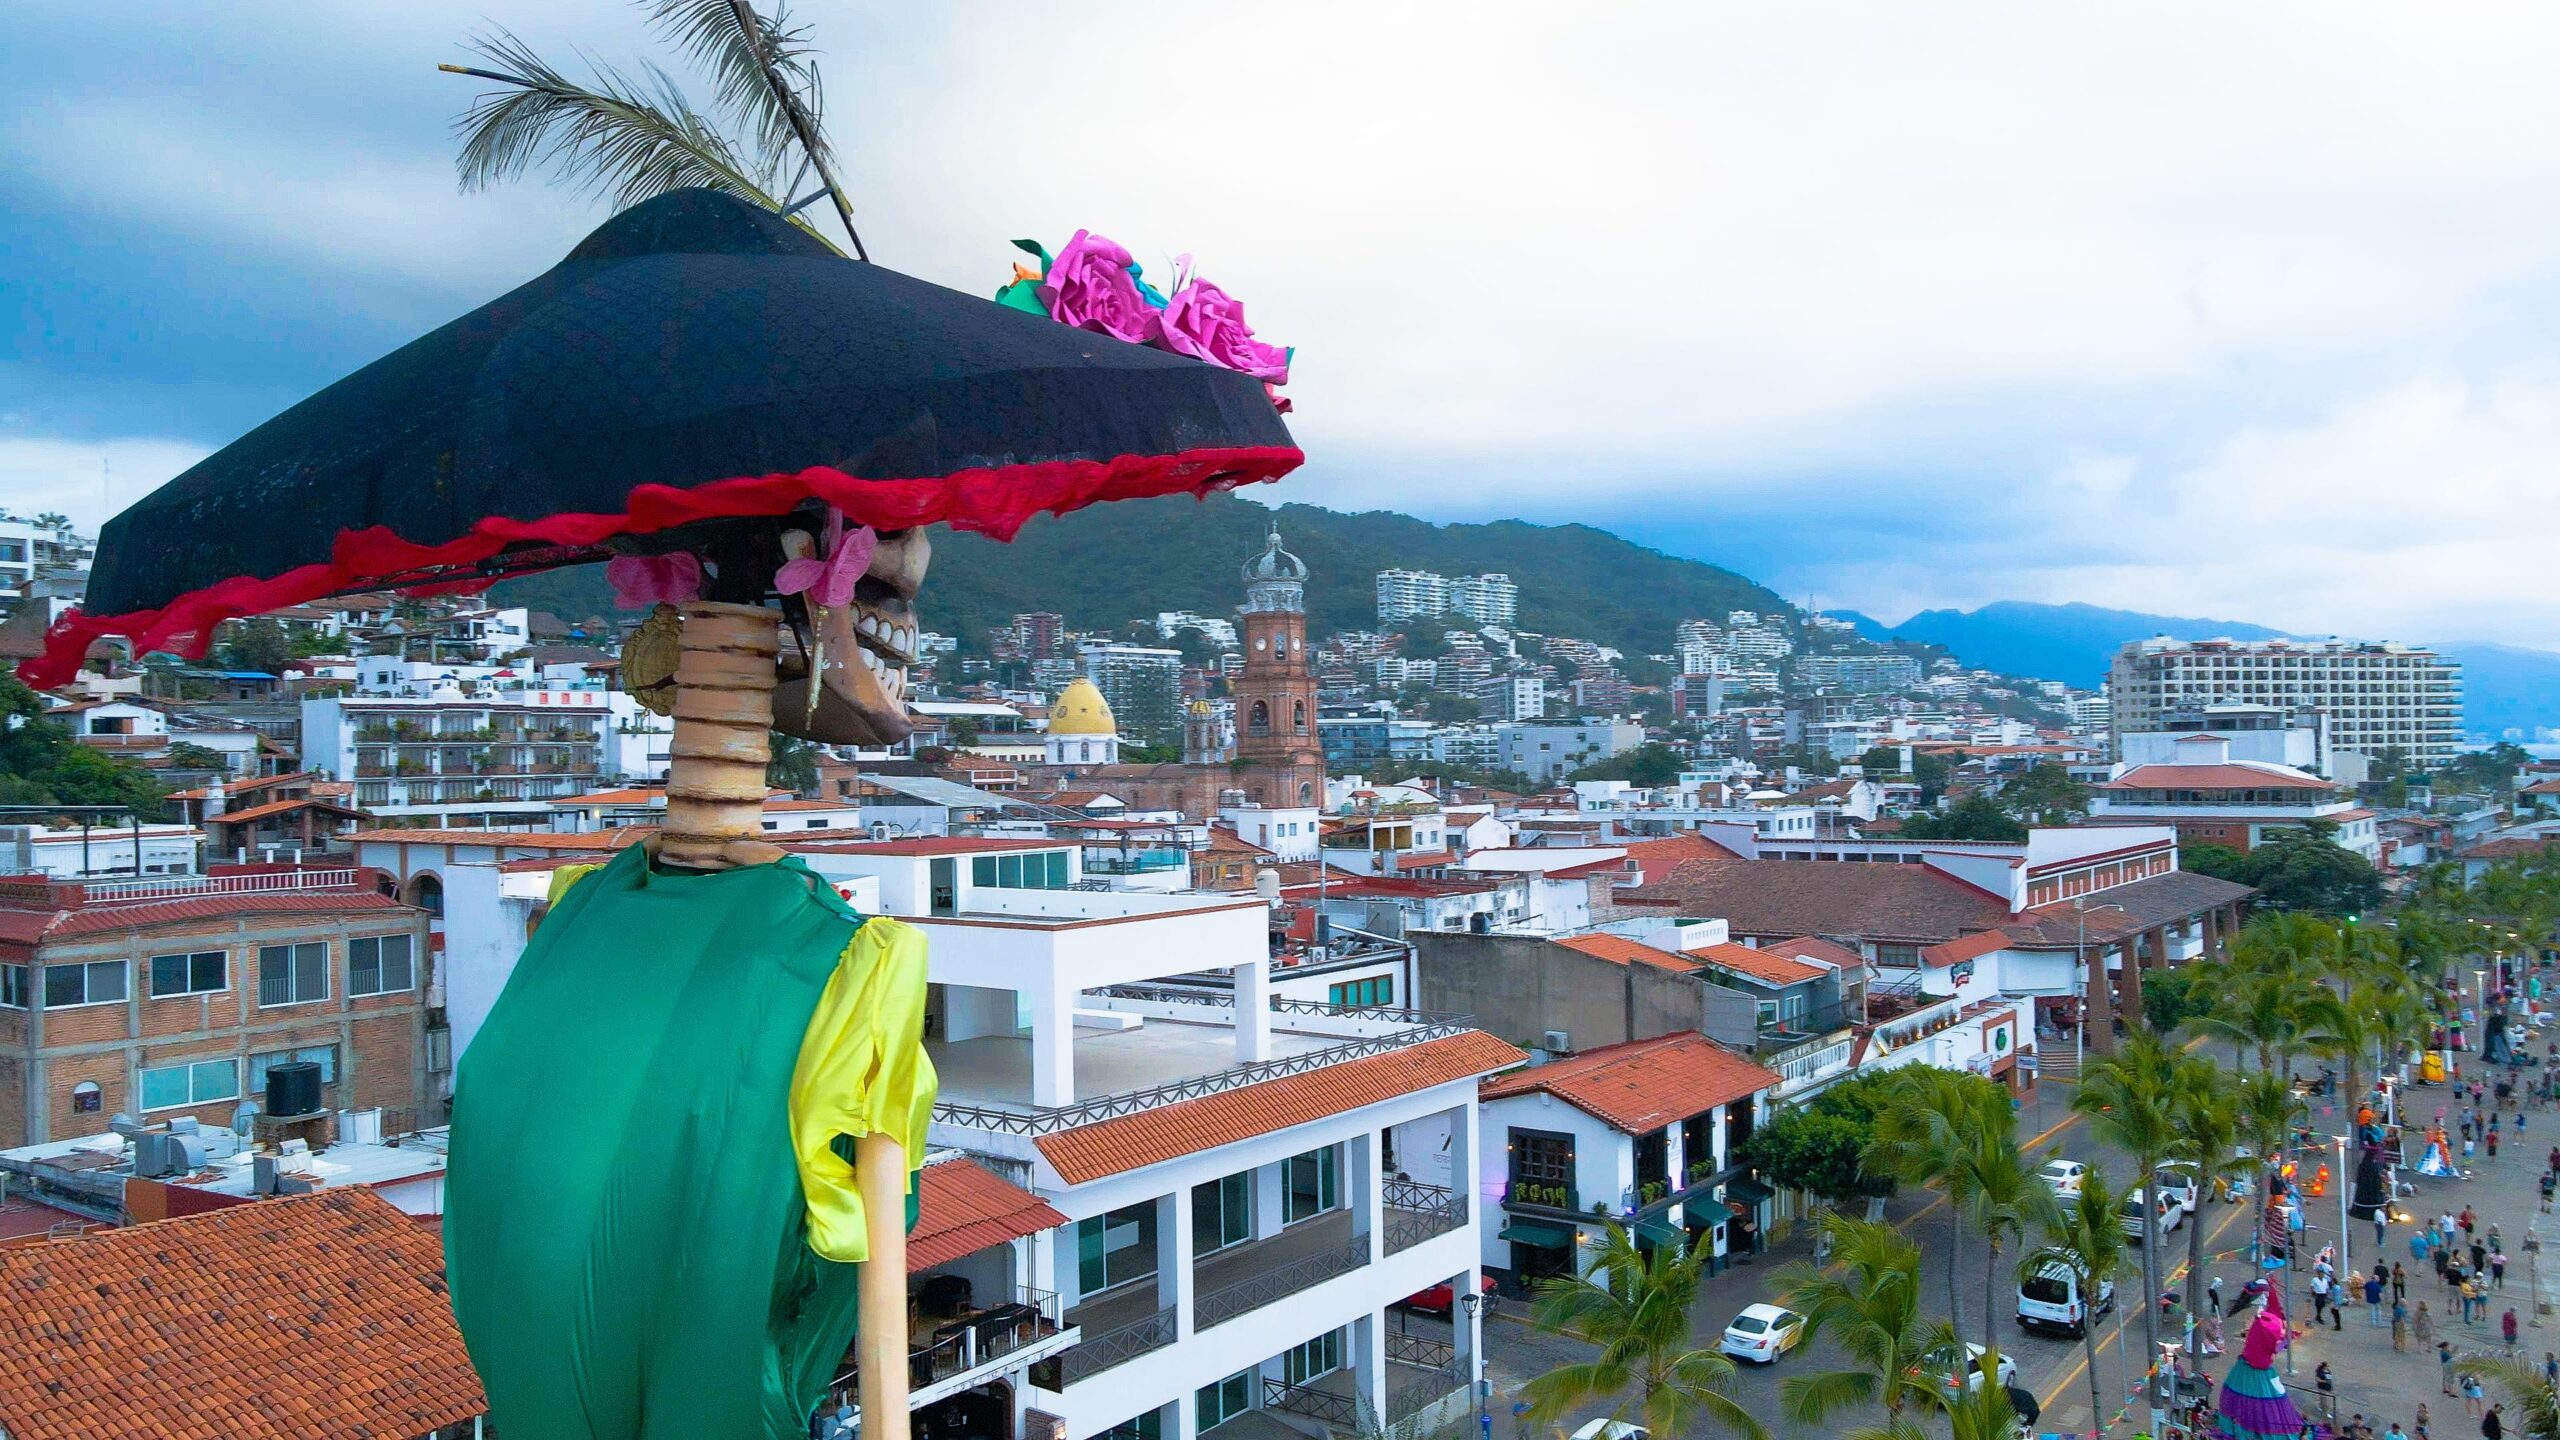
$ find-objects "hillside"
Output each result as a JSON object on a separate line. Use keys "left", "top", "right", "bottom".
{"left": 495, "top": 492, "right": 1789, "bottom": 657}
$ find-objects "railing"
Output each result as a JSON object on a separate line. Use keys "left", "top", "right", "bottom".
{"left": 1196, "top": 1238, "right": 1368, "bottom": 1328}
{"left": 890, "top": 1285, "right": 1069, "bottom": 1389}
{"left": 1390, "top": 1356, "right": 1470, "bottom": 1422}
{"left": 1383, "top": 1179, "right": 1466, "bottom": 1252}
{"left": 84, "top": 869, "right": 360, "bottom": 904}
{"left": 1060, "top": 1305, "right": 1175, "bottom": 1383}
{"left": 1264, "top": 1376, "right": 1359, "bottom": 1428}
{"left": 1387, "top": 1333, "right": 1456, "bottom": 1368}
{"left": 933, "top": 1020, "right": 1476, "bottom": 1136}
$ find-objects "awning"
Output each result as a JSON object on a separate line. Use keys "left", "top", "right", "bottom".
{"left": 1631, "top": 1218, "right": 1685, "bottom": 1249}
{"left": 1684, "top": 1199, "right": 1738, "bottom": 1224}
{"left": 1724, "top": 1177, "right": 1775, "bottom": 1205}
{"left": 1499, "top": 1222, "right": 1577, "bottom": 1250}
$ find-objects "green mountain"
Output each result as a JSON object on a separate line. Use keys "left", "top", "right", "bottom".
{"left": 494, "top": 492, "right": 1790, "bottom": 657}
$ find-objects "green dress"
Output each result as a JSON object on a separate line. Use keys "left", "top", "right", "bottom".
{"left": 446, "top": 846, "right": 930, "bottom": 1440}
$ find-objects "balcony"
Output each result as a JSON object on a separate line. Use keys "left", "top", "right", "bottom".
{"left": 1381, "top": 1178, "right": 1465, "bottom": 1253}
{"left": 837, "top": 1284, "right": 1079, "bottom": 1408}
{"left": 1062, "top": 1208, "right": 1372, "bottom": 1381}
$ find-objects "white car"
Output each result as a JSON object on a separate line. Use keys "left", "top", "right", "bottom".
{"left": 1570, "top": 1423, "right": 1648, "bottom": 1440}
{"left": 1919, "top": 1342, "right": 2021, "bottom": 1394}
{"left": 2040, "top": 1158, "right": 2087, "bottom": 1198}
{"left": 1719, "top": 1303, "right": 1807, "bottom": 1364}
{"left": 2018, "top": 1258, "right": 2117, "bottom": 1337}
{"left": 2121, "top": 1187, "right": 2184, "bottom": 1243}
{"left": 2150, "top": 1165, "right": 2199, "bottom": 1217}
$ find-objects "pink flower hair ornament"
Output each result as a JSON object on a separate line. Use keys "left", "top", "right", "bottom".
{"left": 1002, "top": 233, "right": 1294, "bottom": 398}
{"left": 604, "top": 551, "right": 703, "bottom": 608}
{"left": 774, "top": 507, "right": 878, "bottom": 609}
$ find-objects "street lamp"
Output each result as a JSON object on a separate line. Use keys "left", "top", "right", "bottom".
{"left": 2334, "top": 1133, "right": 2352, "bottom": 1276}
{"left": 1459, "top": 1291, "right": 1490, "bottom": 1440}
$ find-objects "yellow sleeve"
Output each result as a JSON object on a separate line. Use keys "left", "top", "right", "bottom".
{"left": 789, "top": 915, "right": 938, "bottom": 1263}
{"left": 545, "top": 863, "right": 606, "bottom": 908}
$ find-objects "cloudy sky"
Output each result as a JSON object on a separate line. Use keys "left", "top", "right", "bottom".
{"left": 7, "top": 3, "right": 2559, "bottom": 646}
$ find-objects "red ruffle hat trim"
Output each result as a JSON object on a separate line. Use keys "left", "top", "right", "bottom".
{"left": 20, "top": 444, "right": 1301, "bottom": 688}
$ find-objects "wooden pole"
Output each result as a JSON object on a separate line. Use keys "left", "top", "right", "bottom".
{"left": 655, "top": 599, "right": 909, "bottom": 1440}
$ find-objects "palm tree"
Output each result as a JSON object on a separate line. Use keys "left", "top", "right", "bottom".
{"left": 2024, "top": 1164, "right": 2131, "bottom": 1438}
{"left": 1969, "top": 1128, "right": 2062, "bottom": 1355}
{"left": 2189, "top": 966, "right": 2307, "bottom": 1074}
{"left": 1774, "top": 1214, "right": 1959, "bottom": 1430}
{"left": 1522, "top": 1224, "right": 1766, "bottom": 1440}
{"left": 2166, "top": 1058, "right": 2250, "bottom": 1358}
{"left": 1870, "top": 1069, "right": 1997, "bottom": 1330}
{"left": 2235, "top": 1069, "right": 2305, "bottom": 1200}
{"left": 2075, "top": 1031, "right": 2183, "bottom": 1377}
{"left": 2457, "top": 1356, "right": 2560, "bottom": 1440}
{"left": 442, "top": 0, "right": 868, "bottom": 257}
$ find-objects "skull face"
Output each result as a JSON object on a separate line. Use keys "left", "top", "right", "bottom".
{"left": 771, "top": 524, "right": 930, "bottom": 747}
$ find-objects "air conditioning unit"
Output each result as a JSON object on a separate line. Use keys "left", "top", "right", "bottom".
{"left": 1541, "top": 1029, "right": 1571, "bottom": 1054}
{"left": 868, "top": 821, "right": 893, "bottom": 841}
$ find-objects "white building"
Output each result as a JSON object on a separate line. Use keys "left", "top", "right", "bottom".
{"left": 1475, "top": 673, "right": 1546, "bottom": 723}
{"left": 2106, "top": 636, "right": 2462, "bottom": 771}
{"left": 1446, "top": 574, "right": 1518, "bottom": 629}
{"left": 1499, "top": 720, "right": 1646, "bottom": 785}
{"left": 2087, "top": 737, "right": 2382, "bottom": 862}
{"left": 0, "top": 519, "right": 91, "bottom": 601}
{"left": 1223, "top": 804, "right": 1323, "bottom": 863}
{"left": 0, "top": 822, "right": 201, "bottom": 879}
{"left": 303, "top": 684, "right": 652, "bottom": 829}
{"left": 2117, "top": 703, "right": 2341, "bottom": 777}
{"left": 1477, "top": 1033, "right": 1777, "bottom": 1282}
{"left": 1376, "top": 570, "right": 1517, "bottom": 629}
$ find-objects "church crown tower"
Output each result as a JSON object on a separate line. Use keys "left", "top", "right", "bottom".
{"left": 1229, "top": 524, "right": 1322, "bottom": 807}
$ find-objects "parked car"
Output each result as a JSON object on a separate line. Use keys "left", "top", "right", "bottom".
{"left": 1918, "top": 1341, "right": 2021, "bottom": 1393}
{"left": 2018, "top": 1257, "right": 2117, "bottom": 1337}
{"left": 2120, "top": 1187, "right": 2183, "bottom": 1243}
{"left": 2039, "top": 1158, "right": 2088, "bottom": 1198}
{"left": 1570, "top": 1423, "right": 1647, "bottom": 1440}
{"left": 1719, "top": 1303, "right": 1807, "bottom": 1364}
{"left": 1402, "top": 1274, "right": 1497, "bottom": 1316}
{"left": 2149, "top": 1164, "right": 2199, "bottom": 1216}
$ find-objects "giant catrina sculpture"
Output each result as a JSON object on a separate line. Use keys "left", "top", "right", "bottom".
{"left": 25, "top": 188, "right": 1299, "bottom": 1439}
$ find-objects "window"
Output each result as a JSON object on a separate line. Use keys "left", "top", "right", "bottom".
{"left": 43, "top": 960, "right": 127, "bottom": 1009}
{"left": 0, "top": 963, "right": 24, "bottom": 1010}
{"left": 970, "top": 851, "right": 1071, "bottom": 890}
{"left": 1196, "top": 1371, "right": 1253, "bottom": 1431}
{"left": 1076, "top": 1201, "right": 1159, "bottom": 1294}
{"left": 1249, "top": 701, "right": 1270, "bottom": 737}
{"left": 248, "top": 1045, "right": 339, "bottom": 1092}
{"left": 258, "top": 943, "right": 329, "bottom": 1007}
{"left": 148, "top": 950, "right": 228, "bottom": 999}
{"left": 139, "top": 1058, "right": 240, "bottom": 1111}
{"left": 349, "top": 934, "right": 415, "bottom": 997}
{"left": 1511, "top": 1129, "right": 1575, "bottom": 1192}
{"left": 70, "top": 1080, "right": 102, "bottom": 1114}
{"left": 1192, "top": 1171, "right": 1252, "bottom": 1252}
{"left": 1327, "top": 977, "right": 1393, "bottom": 1009}
{"left": 1284, "top": 1146, "right": 1339, "bottom": 1224}
{"left": 1100, "top": 1410, "right": 1164, "bottom": 1440}
{"left": 1284, "top": 1328, "right": 1344, "bottom": 1384}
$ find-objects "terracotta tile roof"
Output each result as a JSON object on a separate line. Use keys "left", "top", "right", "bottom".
{"left": 1919, "top": 928, "right": 2013, "bottom": 968}
{"left": 1612, "top": 833, "right": 1744, "bottom": 885}
{"left": 908, "top": 1159, "right": 1068, "bottom": 1272}
{"left": 1478, "top": 1033, "right": 1779, "bottom": 1133}
{"left": 1036, "top": 1030, "right": 1523, "bottom": 1184}
{"left": 786, "top": 836, "right": 1064, "bottom": 857}
{"left": 168, "top": 770, "right": 320, "bottom": 803}
{"left": 2461, "top": 836, "right": 2560, "bottom": 861}
{"left": 1762, "top": 935, "right": 1864, "bottom": 968}
{"left": 2100, "top": 763, "right": 2338, "bottom": 792}
{"left": 1201, "top": 827, "right": 1276, "bottom": 857}
{"left": 1685, "top": 940, "right": 1828, "bottom": 986}
{"left": 208, "top": 796, "right": 372, "bottom": 825}
{"left": 348, "top": 827, "right": 651, "bottom": 851}
{"left": 1, "top": 890, "right": 412, "bottom": 947}
{"left": 2524, "top": 779, "right": 2560, "bottom": 796}
{"left": 1555, "top": 933, "right": 1697, "bottom": 972}
{"left": 0, "top": 1188, "right": 484, "bottom": 1440}
{"left": 1631, "top": 858, "right": 2014, "bottom": 944}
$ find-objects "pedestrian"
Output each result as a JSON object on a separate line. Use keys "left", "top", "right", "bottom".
{"left": 2465, "top": 1205, "right": 2479, "bottom": 1239}
{"left": 2397, "top": 1261, "right": 2412, "bottom": 1303}
{"left": 2442, "top": 1341, "right": 2460, "bottom": 1398}
{"left": 2484, "top": 1404, "right": 2505, "bottom": 1440}
{"left": 2492, "top": 1247, "right": 2508, "bottom": 1289}
{"left": 2422, "top": 1402, "right": 2434, "bottom": 1437}
{"left": 2419, "top": 1301, "right": 2439, "bottom": 1346}
{"left": 2319, "top": 1361, "right": 2337, "bottom": 1401}
{"left": 2491, "top": 1127, "right": 2502, "bottom": 1159}
{"left": 2418, "top": 1227, "right": 2438, "bottom": 1263}
{"left": 2464, "top": 1372, "right": 2486, "bottom": 1418}
{"left": 2439, "top": 1245, "right": 2455, "bottom": 1282}
{"left": 2396, "top": 1297, "right": 2412, "bottom": 1351}
{"left": 2468, "top": 1133, "right": 2479, "bottom": 1161}
{"left": 2202, "top": 1308, "right": 2226, "bottom": 1355}
{"left": 2474, "top": 1239, "right": 2489, "bottom": 1276}
{"left": 2538, "top": 1172, "right": 2553, "bottom": 1213}
{"left": 2506, "top": 1307, "right": 2523, "bottom": 1352}
{"left": 2388, "top": 1422, "right": 2409, "bottom": 1440}
{"left": 2314, "top": 1267, "right": 2335, "bottom": 1323}
{"left": 2370, "top": 1269, "right": 2388, "bottom": 1326}
{"left": 2208, "top": 1273, "right": 2224, "bottom": 1315}
{"left": 2547, "top": 1352, "right": 2559, "bottom": 1389}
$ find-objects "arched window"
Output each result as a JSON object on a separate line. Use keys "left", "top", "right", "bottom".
{"left": 1249, "top": 701, "right": 1271, "bottom": 737}
{"left": 402, "top": 872, "right": 444, "bottom": 917}
{"left": 1293, "top": 701, "right": 1306, "bottom": 733}
{"left": 1298, "top": 781, "right": 1316, "bottom": 804}
{"left": 72, "top": 1081, "right": 102, "bottom": 1115}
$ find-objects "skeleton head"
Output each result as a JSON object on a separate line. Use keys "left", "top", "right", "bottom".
{"left": 771, "top": 523, "right": 931, "bottom": 748}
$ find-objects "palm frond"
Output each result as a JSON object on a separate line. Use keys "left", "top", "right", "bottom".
{"left": 449, "top": 28, "right": 804, "bottom": 221}
{"left": 647, "top": 0, "right": 829, "bottom": 192}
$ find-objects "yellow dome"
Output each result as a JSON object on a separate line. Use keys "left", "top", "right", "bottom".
{"left": 1187, "top": 699, "right": 1213, "bottom": 716}
{"left": 1048, "top": 679, "right": 1118, "bottom": 736}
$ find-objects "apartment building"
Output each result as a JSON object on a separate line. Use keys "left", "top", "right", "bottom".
{"left": 1375, "top": 569, "right": 1518, "bottom": 628}
{"left": 1475, "top": 673, "right": 1546, "bottom": 723}
{"left": 2106, "top": 636, "right": 2462, "bottom": 770}
{"left": 1793, "top": 653, "right": 1922, "bottom": 694}
{"left": 0, "top": 867, "right": 434, "bottom": 1147}
{"left": 303, "top": 685, "right": 639, "bottom": 829}
{"left": 1082, "top": 643, "right": 1186, "bottom": 747}
{"left": 1499, "top": 720, "right": 1645, "bottom": 784}
{"left": 0, "top": 518, "right": 92, "bottom": 600}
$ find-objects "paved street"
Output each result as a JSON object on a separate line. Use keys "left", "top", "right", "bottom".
{"left": 1484, "top": 1060, "right": 2560, "bottom": 1440}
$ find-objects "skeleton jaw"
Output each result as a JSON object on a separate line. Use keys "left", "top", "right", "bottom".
{"left": 772, "top": 526, "right": 929, "bottom": 748}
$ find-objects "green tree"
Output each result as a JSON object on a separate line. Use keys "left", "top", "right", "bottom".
{"left": 1897, "top": 792, "right": 2028, "bottom": 843}
{"left": 1737, "top": 1109, "right": 1893, "bottom": 1207}
{"left": 215, "top": 617, "right": 294, "bottom": 676}
{"left": 2022, "top": 1163, "right": 2130, "bottom": 1436}
{"left": 0, "top": 676, "right": 165, "bottom": 813}
{"left": 764, "top": 731, "right": 817, "bottom": 793}
{"left": 1965, "top": 1122, "right": 2059, "bottom": 1354}
{"left": 945, "top": 716, "right": 981, "bottom": 747}
{"left": 1522, "top": 1225, "right": 1765, "bottom": 1440}
{"left": 163, "top": 742, "right": 231, "bottom": 772}
{"left": 2165, "top": 1059, "right": 2250, "bottom": 1359}
{"left": 1869, "top": 1069, "right": 2009, "bottom": 1328}
{"left": 1997, "top": 762, "right": 2090, "bottom": 825}
{"left": 1773, "top": 1215, "right": 1957, "bottom": 1431}
{"left": 2239, "top": 823, "right": 2385, "bottom": 917}
{"left": 2073, "top": 1032, "right": 2183, "bottom": 1379}
{"left": 1568, "top": 743, "right": 1685, "bottom": 788}
{"left": 2138, "top": 966, "right": 2211, "bottom": 1035}
{"left": 2180, "top": 842, "right": 2251, "bottom": 885}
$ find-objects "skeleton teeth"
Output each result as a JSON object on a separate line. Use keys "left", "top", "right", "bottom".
{"left": 859, "top": 616, "right": 882, "bottom": 640}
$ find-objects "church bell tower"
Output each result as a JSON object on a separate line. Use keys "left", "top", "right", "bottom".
{"left": 1230, "top": 525, "right": 1323, "bottom": 807}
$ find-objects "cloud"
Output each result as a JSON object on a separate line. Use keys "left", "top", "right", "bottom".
{"left": 0, "top": 434, "right": 211, "bottom": 534}
{"left": 9, "top": 3, "right": 2560, "bottom": 645}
